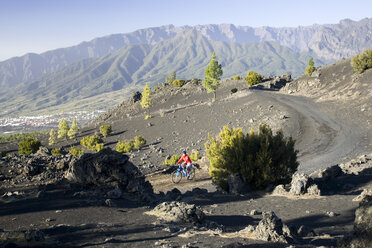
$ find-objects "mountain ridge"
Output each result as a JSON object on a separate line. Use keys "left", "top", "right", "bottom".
{"left": 0, "top": 30, "right": 319, "bottom": 117}
{"left": 1, "top": 18, "right": 371, "bottom": 90}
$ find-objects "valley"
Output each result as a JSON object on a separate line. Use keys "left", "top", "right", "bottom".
{"left": 0, "top": 14, "right": 371, "bottom": 247}
{"left": 0, "top": 110, "right": 104, "bottom": 136}
{"left": 0, "top": 55, "right": 371, "bottom": 247}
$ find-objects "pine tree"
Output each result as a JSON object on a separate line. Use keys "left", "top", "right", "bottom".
{"left": 305, "top": 58, "right": 315, "bottom": 76}
{"left": 57, "top": 119, "right": 69, "bottom": 140}
{"left": 48, "top": 128, "right": 57, "bottom": 145}
{"left": 204, "top": 52, "right": 223, "bottom": 100}
{"left": 165, "top": 72, "right": 176, "bottom": 85}
{"left": 140, "top": 83, "right": 152, "bottom": 109}
{"left": 68, "top": 117, "right": 79, "bottom": 139}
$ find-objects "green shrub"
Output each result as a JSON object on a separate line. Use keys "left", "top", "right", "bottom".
{"left": 352, "top": 49, "right": 372, "bottom": 73}
{"left": 245, "top": 71, "right": 262, "bottom": 86}
{"left": 205, "top": 124, "right": 298, "bottom": 191}
{"left": 51, "top": 148, "right": 62, "bottom": 156}
{"left": 68, "top": 117, "right": 80, "bottom": 139}
{"left": 57, "top": 119, "right": 69, "bottom": 140}
{"left": 49, "top": 129, "right": 57, "bottom": 145}
{"left": 0, "top": 131, "right": 47, "bottom": 143}
{"left": 232, "top": 75, "right": 241, "bottom": 80}
{"left": 305, "top": 58, "right": 315, "bottom": 76}
{"left": 18, "top": 137, "right": 41, "bottom": 155}
{"left": 165, "top": 72, "right": 176, "bottom": 85}
{"left": 190, "top": 150, "right": 201, "bottom": 161}
{"left": 116, "top": 140, "right": 134, "bottom": 153}
{"left": 231, "top": 88, "right": 238, "bottom": 94}
{"left": 145, "top": 115, "right": 152, "bottom": 120}
{"left": 163, "top": 154, "right": 181, "bottom": 165}
{"left": 80, "top": 135, "right": 103, "bottom": 152}
{"left": 141, "top": 83, "right": 152, "bottom": 109}
{"left": 172, "top": 79, "right": 186, "bottom": 87}
{"left": 154, "top": 83, "right": 163, "bottom": 91}
{"left": 191, "top": 78, "right": 201, "bottom": 84}
{"left": 134, "top": 136, "right": 146, "bottom": 149}
{"left": 96, "top": 143, "right": 104, "bottom": 152}
{"left": 99, "top": 125, "right": 112, "bottom": 138}
{"left": 69, "top": 146, "right": 84, "bottom": 157}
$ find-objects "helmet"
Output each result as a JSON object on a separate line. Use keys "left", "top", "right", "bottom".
{"left": 182, "top": 150, "right": 187, "bottom": 154}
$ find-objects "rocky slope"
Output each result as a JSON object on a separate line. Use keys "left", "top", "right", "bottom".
{"left": 0, "top": 56, "right": 371, "bottom": 247}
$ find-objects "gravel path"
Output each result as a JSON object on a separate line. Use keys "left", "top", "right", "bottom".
{"left": 255, "top": 91, "right": 367, "bottom": 173}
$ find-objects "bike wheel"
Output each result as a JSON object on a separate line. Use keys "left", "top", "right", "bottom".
{"left": 188, "top": 167, "right": 196, "bottom": 180}
{"left": 172, "top": 170, "right": 182, "bottom": 184}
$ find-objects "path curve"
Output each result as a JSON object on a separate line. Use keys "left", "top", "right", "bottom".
{"left": 148, "top": 90, "right": 368, "bottom": 193}
{"left": 256, "top": 91, "right": 366, "bottom": 173}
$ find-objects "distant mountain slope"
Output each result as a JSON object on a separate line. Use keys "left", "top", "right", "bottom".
{"left": 0, "top": 30, "right": 318, "bottom": 117}
{"left": 194, "top": 18, "right": 372, "bottom": 61}
{"left": 1, "top": 18, "right": 371, "bottom": 90}
{"left": 0, "top": 25, "right": 181, "bottom": 89}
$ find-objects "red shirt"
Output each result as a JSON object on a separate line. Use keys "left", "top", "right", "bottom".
{"left": 177, "top": 154, "right": 192, "bottom": 164}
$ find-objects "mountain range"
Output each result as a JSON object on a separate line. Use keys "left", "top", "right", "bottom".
{"left": 0, "top": 18, "right": 371, "bottom": 117}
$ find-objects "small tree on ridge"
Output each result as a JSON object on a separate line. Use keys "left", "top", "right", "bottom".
{"left": 141, "top": 83, "right": 152, "bottom": 109}
{"left": 165, "top": 72, "right": 176, "bottom": 85}
{"left": 49, "top": 128, "right": 57, "bottom": 145}
{"left": 68, "top": 117, "right": 79, "bottom": 139}
{"left": 305, "top": 58, "right": 315, "bottom": 76}
{"left": 57, "top": 119, "right": 69, "bottom": 140}
{"left": 204, "top": 52, "right": 223, "bottom": 100}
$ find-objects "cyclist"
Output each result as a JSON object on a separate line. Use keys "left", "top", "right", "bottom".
{"left": 177, "top": 150, "right": 192, "bottom": 178}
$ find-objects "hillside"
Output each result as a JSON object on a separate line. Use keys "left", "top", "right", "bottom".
{"left": 0, "top": 54, "right": 371, "bottom": 247}
{"left": 1, "top": 18, "right": 371, "bottom": 91}
{"left": 0, "top": 30, "right": 318, "bottom": 117}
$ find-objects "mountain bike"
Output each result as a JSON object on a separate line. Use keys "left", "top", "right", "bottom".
{"left": 171, "top": 164, "right": 196, "bottom": 184}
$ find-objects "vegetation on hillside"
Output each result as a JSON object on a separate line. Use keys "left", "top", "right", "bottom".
{"left": 49, "top": 129, "right": 57, "bottom": 145}
{"left": 134, "top": 136, "right": 147, "bottom": 149}
{"left": 305, "top": 58, "right": 315, "bottom": 76}
{"left": 80, "top": 135, "right": 104, "bottom": 152}
{"left": 245, "top": 71, "right": 262, "bottom": 86}
{"left": 116, "top": 140, "right": 134, "bottom": 153}
{"left": 163, "top": 154, "right": 181, "bottom": 165}
{"left": 172, "top": 79, "right": 186, "bottom": 87}
{"left": 18, "top": 137, "right": 41, "bottom": 155}
{"left": 51, "top": 148, "right": 62, "bottom": 156}
{"left": 99, "top": 124, "right": 112, "bottom": 138}
{"left": 204, "top": 52, "right": 223, "bottom": 100}
{"left": 0, "top": 131, "right": 46, "bottom": 144}
{"left": 57, "top": 119, "right": 69, "bottom": 140}
{"left": 116, "top": 136, "right": 147, "bottom": 153}
{"left": 205, "top": 125, "right": 298, "bottom": 191}
{"left": 190, "top": 150, "right": 201, "bottom": 161}
{"left": 69, "top": 146, "right": 84, "bottom": 157}
{"left": 67, "top": 117, "right": 80, "bottom": 139}
{"left": 165, "top": 72, "right": 176, "bottom": 85}
{"left": 140, "top": 83, "right": 152, "bottom": 109}
{"left": 352, "top": 49, "right": 372, "bottom": 73}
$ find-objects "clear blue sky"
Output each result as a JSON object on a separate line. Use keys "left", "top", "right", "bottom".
{"left": 0, "top": 0, "right": 371, "bottom": 61}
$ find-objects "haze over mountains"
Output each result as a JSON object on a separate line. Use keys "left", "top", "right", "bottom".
{"left": 0, "top": 18, "right": 371, "bottom": 117}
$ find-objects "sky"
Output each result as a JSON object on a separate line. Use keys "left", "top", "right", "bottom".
{"left": 0, "top": 0, "right": 371, "bottom": 61}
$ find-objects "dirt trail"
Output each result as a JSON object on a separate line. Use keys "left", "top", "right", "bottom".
{"left": 256, "top": 91, "right": 367, "bottom": 173}
{"left": 148, "top": 89, "right": 368, "bottom": 192}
